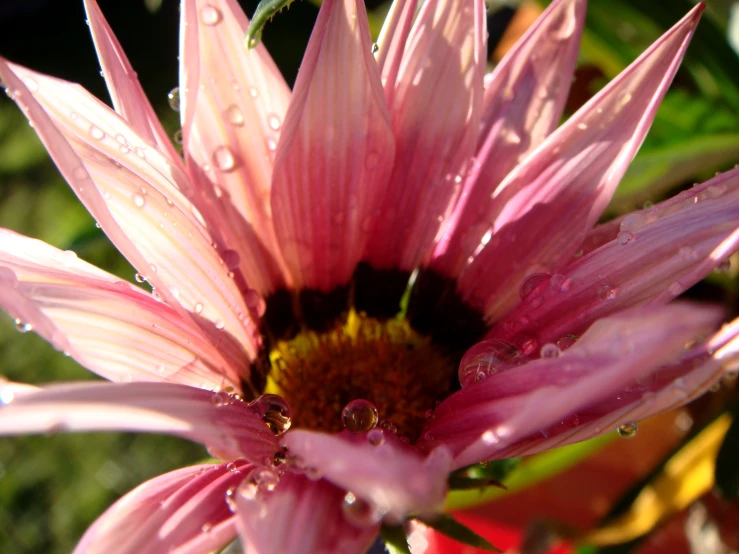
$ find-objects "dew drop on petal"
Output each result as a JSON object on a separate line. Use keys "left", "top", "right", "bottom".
{"left": 239, "top": 467, "right": 279, "bottom": 500}
{"left": 221, "top": 249, "right": 240, "bottom": 270}
{"left": 173, "top": 129, "right": 183, "bottom": 144}
{"left": 617, "top": 230, "right": 634, "bottom": 245}
{"left": 367, "top": 428, "right": 385, "bottom": 446}
{"left": 89, "top": 125, "right": 104, "bottom": 140}
{"left": 549, "top": 273, "right": 570, "bottom": 293}
{"left": 540, "top": 343, "right": 561, "bottom": 359}
{"left": 341, "top": 399, "right": 379, "bottom": 433}
{"left": 266, "top": 137, "right": 277, "bottom": 152}
{"left": 342, "top": 492, "right": 381, "bottom": 528}
{"left": 249, "top": 87, "right": 258, "bottom": 98}
{"left": 212, "top": 145, "right": 238, "bottom": 172}
{"left": 267, "top": 113, "right": 281, "bottom": 131}
{"left": 556, "top": 334, "right": 578, "bottom": 351}
{"left": 519, "top": 273, "right": 550, "bottom": 300}
{"left": 225, "top": 486, "right": 237, "bottom": 512}
{"left": 459, "top": 339, "right": 526, "bottom": 387}
{"left": 371, "top": 42, "right": 379, "bottom": 54}
{"left": 214, "top": 319, "right": 225, "bottom": 330}
{"left": 134, "top": 273, "right": 147, "bottom": 283}
{"left": 249, "top": 394, "right": 292, "bottom": 435}
{"left": 211, "top": 391, "right": 230, "bottom": 407}
{"left": 617, "top": 422, "right": 638, "bottom": 438}
{"left": 132, "top": 193, "right": 145, "bottom": 208}
{"left": 598, "top": 284, "right": 617, "bottom": 301}
{"left": 224, "top": 104, "right": 244, "bottom": 126}
{"left": 14, "top": 318, "right": 32, "bottom": 333}
{"left": 226, "top": 461, "right": 239, "bottom": 473}
{"left": 0, "top": 387, "right": 15, "bottom": 405}
{"left": 200, "top": 4, "right": 222, "bottom": 25}
{"left": 167, "top": 87, "right": 180, "bottom": 111}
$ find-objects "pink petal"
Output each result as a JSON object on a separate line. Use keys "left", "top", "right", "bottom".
{"left": 489, "top": 167, "right": 739, "bottom": 351}
{"left": 454, "top": 5, "right": 703, "bottom": 321}
{"left": 237, "top": 472, "right": 378, "bottom": 554}
{"left": 270, "top": 0, "right": 395, "bottom": 291}
{"left": 179, "top": 0, "right": 292, "bottom": 295}
{"left": 0, "top": 228, "right": 243, "bottom": 390}
{"left": 0, "top": 59, "right": 260, "bottom": 361}
{"left": 490, "top": 314, "right": 739, "bottom": 459}
{"left": 0, "top": 382, "right": 278, "bottom": 464}
{"left": 83, "top": 0, "right": 179, "bottom": 161}
{"left": 364, "top": 0, "right": 486, "bottom": 271}
{"left": 418, "top": 303, "right": 722, "bottom": 468}
{"left": 74, "top": 461, "right": 247, "bottom": 554}
{"left": 375, "top": 0, "right": 418, "bottom": 102}
{"left": 282, "top": 430, "right": 452, "bottom": 523}
{"left": 433, "top": 0, "right": 586, "bottom": 273}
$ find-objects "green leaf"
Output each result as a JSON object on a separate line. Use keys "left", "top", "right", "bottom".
{"left": 381, "top": 524, "right": 411, "bottom": 554}
{"left": 415, "top": 514, "right": 501, "bottom": 553}
{"left": 715, "top": 405, "right": 739, "bottom": 500}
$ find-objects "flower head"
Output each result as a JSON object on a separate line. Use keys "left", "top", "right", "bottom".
{"left": 2, "top": 0, "right": 739, "bottom": 552}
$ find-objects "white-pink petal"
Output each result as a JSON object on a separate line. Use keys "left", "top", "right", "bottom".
{"left": 0, "top": 60, "right": 261, "bottom": 363}
{"left": 74, "top": 462, "right": 247, "bottom": 554}
{"left": 282, "top": 430, "right": 452, "bottom": 523}
{"left": 0, "top": 229, "right": 244, "bottom": 390}
{"left": 237, "top": 472, "right": 379, "bottom": 554}
{"left": 364, "top": 0, "right": 486, "bottom": 271}
{"left": 83, "top": 0, "right": 180, "bottom": 161}
{"left": 454, "top": 5, "right": 703, "bottom": 321}
{"left": 0, "top": 382, "right": 278, "bottom": 464}
{"left": 419, "top": 303, "right": 722, "bottom": 468}
{"left": 489, "top": 167, "right": 739, "bottom": 350}
{"left": 270, "top": 0, "right": 395, "bottom": 291}
{"left": 434, "top": 0, "right": 586, "bottom": 274}
{"left": 179, "top": 0, "right": 292, "bottom": 295}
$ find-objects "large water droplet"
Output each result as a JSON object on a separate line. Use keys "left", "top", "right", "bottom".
{"left": 549, "top": 273, "right": 570, "bottom": 293}
{"left": 459, "top": 339, "right": 526, "bottom": 387}
{"left": 342, "top": 492, "right": 381, "bottom": 528}
{"left": 249, "top": 394, "right": 292, "bottom": 435}
{"left": 519, "top": 273, "right": 550, "bottom": 300}
{"left": 367, "top": 428, "right": 385, "bottom": 446}
{"left": 540, "top": 343, "right": 561, "bottom": 359}
{"left": 200, "top": 4, "right": 223, "bottom": 25}
{"left": 238, "top": 467, "right": 280, "bottom": 500}
{"left": 212, "top": 145, "right": 238, "bottom": 172}
{"left": 167, "top": 87, "right": 180, "bottom": 111}
{"left": 342, "top": 399, "right": 379, "bottom": 433}
{"left": 224, "top": 104, "right": 244, "bottom": 126}
{"left": 617, "top": 422, "right": 638, "bottom": 438}
{"left": 617, "top": 230, "right": 635, "bottom": 245}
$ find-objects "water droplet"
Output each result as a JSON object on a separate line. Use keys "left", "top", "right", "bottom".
{"left": 248, "top": 87, "right": 258, "bottom": 98}
{"left": 371, "top": 42, "right": 379, "bottom": 54}
{"left": 135, "top": 146, "right": 145, "bottom": 159}
{"left": 239, "top": 467, "right": 279, "bottom": 500}
{"left": 226, "top": 461, "right": 239, "bottom": 472}
{"left": 549, "top": 274, "right": 570, "bottom": 293}
{"left": 212, "top": 145, "right": 238, "bottom": 172}
{"left": 540, "top": 343, "right": 561, "bottom": 359}
{"left": 459, "top": 339, "right": 526, "bottom": 387}
{"left": 200, "top": 4, "right": 222, "bottom": 25}
{"left": 225, "top": 486, "right": 237, "bottom": 512}
{"left": 62, "top": 250, "right": 78, "bottom": 267}
{"left": 89, "top": 125, "right": 104, "bottom": 140}
{"left": 617, "top": 230, "right": 634, "bottom": 245}
{"left": 14, "top": 318, "right": 32, "bottom": 333}
{"left": 224, "top": 104, "right": 244, "bottom": 126}
{"left": 211, "top": 391, "right": 230, "bottom": 407}
{"left": 0, "top": 387, "right": 15, "bottom": 405}
{"left": 131, "top": 193, "right": 145, "bottom": 208}
{"left": 379, "top": 420, "right": 397, "bottom": 434}
{"left": 342, "top": 492, "right": 381, "bottom": 528}
{"left": 617, "top": 422, "right": 638, "bottom": 438}
{"left": 342, "top": 399, "right": 379, "bottom": 433}
{"left": 266, "top": 137, "right": 277, "bottom": 152}
{"left": 598, "top": 283, "right": 617, "bottom": 301}
{"left": 134, "top": 273, "right": 147, "bottom": 283}
{"left": 520, "top": 273, "right": 550, "bottom": 300}
{"left": 221, "top": 249, "right": 240, "bottom": 270}
{"left": 267, "top": 113, "right": 281, "bottom": 131}
{"left": 668, "top": 282, "right": 682, "bottom": 296}
{"left": 367, "top": 428, "right": 385, "bottom": 446}
{"left": 679, "top": 246, "right": 698, "bottom": 261}
{"left": 716, "top": 259, "right": 732, "bottom": 274}
{"left": 249, "top": 394, "right": 292, "bottom": 435}
{"left": 577, "top": 122, "right": 587, "bottom": 130}
{"left": 174, "top": 129, "right": 183, "bottom": 144}
{"left": 167, "top": 87, "right": 180, "bottom": 111}
{"left": 556, "top": 334, "right": 578, "bottom": 351}
{"left": 214, "top": 319, "right": 225, "bottom": 330}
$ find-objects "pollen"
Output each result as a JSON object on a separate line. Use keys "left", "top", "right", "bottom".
{"left": 265, "top": 310, "right": 456, "bottom": 442}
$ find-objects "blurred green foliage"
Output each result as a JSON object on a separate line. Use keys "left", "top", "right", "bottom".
{"left": 0, "top": 0, "right": 738, "bottom": 553}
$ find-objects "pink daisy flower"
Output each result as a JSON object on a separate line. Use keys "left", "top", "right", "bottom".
{"left": 1, "top": 0, "right": 739, "bottom": 551}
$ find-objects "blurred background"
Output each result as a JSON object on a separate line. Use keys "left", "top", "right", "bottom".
{"left": 0, "top": 0, "right": 738, "bottom": 552}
